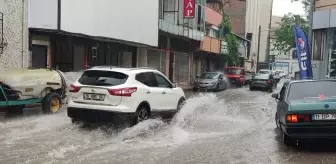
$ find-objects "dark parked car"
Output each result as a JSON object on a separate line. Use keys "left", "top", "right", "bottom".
{"left": 249, "top": 73, "right": 277, "bottom": 92}
{"left": 193, "top": 72, "right": 228, "bottom": 92}
{"left": 272, "top": 80, "right": 336, "bottom": 146}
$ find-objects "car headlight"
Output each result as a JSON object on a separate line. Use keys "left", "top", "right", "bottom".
{"left": 211, "top": 81, "right": 217, "bottom": 84}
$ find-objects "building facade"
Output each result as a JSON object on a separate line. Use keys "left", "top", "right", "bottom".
{"left": 28, "top": 0, "right": 157, "bottom": 71}
{"left": 0, "top": 0, "right": 29, "bottom": 71}
{"left": 311, "top": 0, "right": 336, "bottom": 79}
{"left": 245, "top": 0, "right": 273, "bottom": 72}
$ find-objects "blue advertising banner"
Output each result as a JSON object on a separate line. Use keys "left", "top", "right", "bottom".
{"left": 293, "top": 24, "right": 313, "bottom": 79}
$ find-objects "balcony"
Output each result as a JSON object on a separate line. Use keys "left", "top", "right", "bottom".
{"left": 205, "top": 6, "right": 222, "bottom": 26}
{"left": 159, "top": 0, "right": 205, "bottom": 41}
{"left": 200, "top": 36, "right": 220, "bottom": 54}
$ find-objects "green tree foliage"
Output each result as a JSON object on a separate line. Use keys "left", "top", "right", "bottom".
{"left": 219, "top": 15, "right": 239, "bottom": 66}
{"left": 273, "top": 13, "right": 308, "bottom": 54}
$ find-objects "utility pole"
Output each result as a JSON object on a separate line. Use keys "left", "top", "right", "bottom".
{"left": 308, "top": 0, "right": 315, "bottom": 53}
{"left": 256, "top": 25, "right": 261, "bottom": 72}
{"left": 266, "top": 0, "right": 274, "bottom": 69}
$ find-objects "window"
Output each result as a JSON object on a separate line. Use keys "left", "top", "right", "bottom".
{"left": 200, "top": 73, "right": 218, "bottom": 79}
{"left": 147, "top": 49, "right": 166, "bottom": 74}
{"left": 279, "top": 85, "right": 287, "bottom": 101}
{"left": 224, "top": 68, "right": 242, "bottom": 75}
{"left": 155, "top": 73, "right": 172, "bottom": 88}
{"left": 136, "top": 72, "right": 158, "bottom": 87}
{"left": 78, "top": 70, "right": 128, "bottom": 86}
{"left": 174, "top": 53, "right": 190, "bottom": 83}
{"left": 206, "top": 29, "right": 219, "bottom": 38}
{"left": 287, "top": 81, "right": 336, "bottom": 101}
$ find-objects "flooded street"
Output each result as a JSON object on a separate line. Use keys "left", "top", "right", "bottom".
{"left": 0, "top": 73, "right": 336, "bottom": 164}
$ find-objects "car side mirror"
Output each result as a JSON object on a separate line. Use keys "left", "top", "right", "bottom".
{"left": 271, "top": 93, "right": 279, "bottom": 99}
{"left": 172, "top": 82, "right": 177, "bottom": 88}
{"left": 219, "top": 77, "right": 223, "bottom": 80}
{"left": 196, "top": 75, "right": 199, "bottom": 78}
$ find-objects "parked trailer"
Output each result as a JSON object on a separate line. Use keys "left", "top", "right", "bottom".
{"left": 0, "top": 68, "right": 67, "bottom": 118}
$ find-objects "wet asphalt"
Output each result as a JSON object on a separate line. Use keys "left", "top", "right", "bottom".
{"left": 1, "top": 79, "right": 336, "bottom": 164}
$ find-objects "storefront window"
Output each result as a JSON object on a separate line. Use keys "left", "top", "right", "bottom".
{"left": 147, "top": 49, "right": 166, "bottom": 74}
{"left": 174, "top": 53, "right": 190, "bottom": 83}
{"left": 326, "top": 28, "right": 336, "bottom": 78}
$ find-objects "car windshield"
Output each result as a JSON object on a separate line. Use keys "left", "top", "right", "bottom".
{"left": 78, "top": 70, "right": 128, "bottom": 86}
{"left": 254, "top": 73, "right": 269, "bottom": 79}
{"left": 199, "top": 73, "right": 218, "bottom": 79}
{"left": 287, "top": 81, "right": 336, "bottom": 101}
{"left": 258, "top": 70, "right": 269, "bottom": 74}
{"left": 224, "top": 69, "right": 241, "bottom": 75}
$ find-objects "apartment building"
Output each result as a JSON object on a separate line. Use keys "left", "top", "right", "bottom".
{"left": 245, "top": 0, "right": 273, "bottom": 71}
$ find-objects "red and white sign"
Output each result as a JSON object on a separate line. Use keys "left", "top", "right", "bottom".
{"left": 184, "top": 0, "right": 195, "bottom": 18}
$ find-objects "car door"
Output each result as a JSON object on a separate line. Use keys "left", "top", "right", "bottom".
{"left": 269, "top": 75, "right": 276, "bottom": 88}
{"left": 278, "top": 84, "right": 288, "bottom": 123}
{"left": 135, "top": 72, "right": 163, "bottom": 112}
{"left": 154, "top": 72, "right": 177, "bottom": 110}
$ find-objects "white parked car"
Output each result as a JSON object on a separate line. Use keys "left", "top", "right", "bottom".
{"left": 67, "top": 66, "right": 186, "bottom": 126}
{"left": 276, "top": 70, "right": 286, "bottom": 78}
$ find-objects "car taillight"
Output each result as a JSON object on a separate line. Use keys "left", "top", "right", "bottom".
{"left": 69, "top": 84, "right": 80, "bottom": 93}
{"left": 108, "top": 87, "right": 137, "bottom": 97}
{"left": 266, "top": 80, "right": 270, "bottom": 84}
{"left": 286, "top": 114, "right": 311, "bottom": 123}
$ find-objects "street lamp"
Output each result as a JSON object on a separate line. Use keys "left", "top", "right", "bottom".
{"left": 256, "top": 25, "right": 270, "bottom": 71}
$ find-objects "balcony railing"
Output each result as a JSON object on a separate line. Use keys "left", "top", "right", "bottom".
{"left": 200, "top": 36, "right": 220, "bottom": 53}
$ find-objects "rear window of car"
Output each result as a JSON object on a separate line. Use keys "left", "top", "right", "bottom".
{"left": 287, "top": 81, "right": 336, "bottom": 101}
{"left": 254, "top": 73, "right": 269, "bottom": 79}
{"left": 78, "top": 70, "right": 128, "bottom": 86}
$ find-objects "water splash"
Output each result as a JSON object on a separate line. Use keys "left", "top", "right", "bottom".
{"left": 0, "top": 71, "right": 275, "bottom": 164}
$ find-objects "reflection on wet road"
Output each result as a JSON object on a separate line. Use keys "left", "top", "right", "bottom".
{"left": 1, "top": 73, "right": 336, "bottom": 164}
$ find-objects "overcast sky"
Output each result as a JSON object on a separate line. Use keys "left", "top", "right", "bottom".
{"left": 272, "top": 0, "right": 305, "bottom": 16}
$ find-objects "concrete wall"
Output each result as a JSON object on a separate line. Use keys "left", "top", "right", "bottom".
{"left": 0, "top": 0, "right": 29, "bottom": 71}
{"left": 258, "top": 0, "right": 273, "bottom": 63}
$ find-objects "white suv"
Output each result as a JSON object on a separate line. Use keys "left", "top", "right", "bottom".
{"left": 67, "top": 66, "right": 186, "bottom": 125}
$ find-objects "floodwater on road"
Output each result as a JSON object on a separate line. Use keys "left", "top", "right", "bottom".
{"left": 0, "top": 73, "right": 336, "bottom": 164}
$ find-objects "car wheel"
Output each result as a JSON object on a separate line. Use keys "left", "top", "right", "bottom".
{"left": 42, "top": 92, "right": 62, "bottom": 114}
{"left": 131, "top": 105, "right": 150, "bottom": 126}
{"left": 283, "top": 132, "right": 293, "bottom": 146}
{"left": 249, "top": 86, "right": 254, "bottom": 91}
{"left": 177, "top": 98, "right": 186, "bottom": 112}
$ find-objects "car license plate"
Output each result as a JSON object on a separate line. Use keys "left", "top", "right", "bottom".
{"left": 312, "top": 114, "right": 336, "bottom": 120}
{"left": 83, "top": 93, "right": 105, "bottom": 101}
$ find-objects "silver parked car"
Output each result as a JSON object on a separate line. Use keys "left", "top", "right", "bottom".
{"left": 193, "top": 72, "right": 228, "bottom": 92}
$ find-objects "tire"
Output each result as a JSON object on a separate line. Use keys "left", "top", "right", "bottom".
{"left": 215, "top": 83, "right": 220, "bottom": 92}
{"left": 283, "top": 132, "right": 293, "bottom": 146}
{"left": 177, "top": 98, "right": 186, "bottom": 112}
{"left": 130, "top": 104, "right": 150, "bottom": 126}
{"left": 249, "top": 86, "right": 254, "bottom": 91}
{"left": 42, "top": 92, "right": 62, "bottom": 114}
